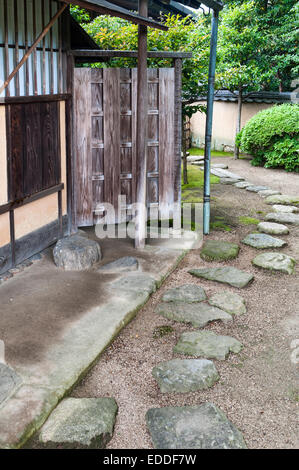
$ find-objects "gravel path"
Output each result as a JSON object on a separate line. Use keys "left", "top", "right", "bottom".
{"left": 71, "top": 162, "right": 299, "bottom": 449}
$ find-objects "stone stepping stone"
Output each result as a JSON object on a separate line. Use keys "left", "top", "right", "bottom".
{"left": 234, "top": 181, "right": 253, "bottom": 189}
{"left": 146, "top": 403, "right": 247, "bottom": 449}
{"left": 162, "top": 284, "right": 206, "bottom": 303}
{"left": 208, "top": 290, "right": 246, "bottom": 316}
{"left": 265, "top": 212, "right": 299, "bottom": 225}
{"left": 258, "top": 189, "right": 281, "bottom": 197}
{"left": 273, "top": 204, "right": 298, "bottom": 213}
{"left": 187, "top": 155, "right": 203, "bottom": 162}
{"left": 98, "top": 256, "right": 138, "bottom": 273}
{"left": 174, "top": 330, "right": 243, "bottom": 360}
{"left": 39, "top": 398, "right": 117, "bottom": 449}
{"left": 220, "top": 177, "right": 241, "bottom": 185}
{"left": 111, "top": 272, "right": 156, "bottom": 295}
{"left": 246, "top": 185, "right": 269, "bottom": 193}
{"left": 212, "top": 163, "right": 228, "bottom": 169}
{"left": 200, "top": 240, "right": 239, "bottom": 261}
{"left": 189, "top": 267, "right": 253, "bottom": 288}
{"left": 242, "top": 233, "right": 287, "bottom": 249}
{"left": 252, "top": 252, "right": 296, "bottom": 275}
{"left": 152, "top": 359, "right": 219, "bottom": 393}
{"left": 0, "top": 364, "right": 22, "bottom": 406}
{"left": 211, "top": 169, "right": 244, "bottom": 180}
{"left": 257, "top": 221, "right": 289, "bottom": 235}
{"left": 53, "top": 235, "right": 101, "bottom": 271}
{"left": 266, "top": 194, "right": 299, "bottom": 205}
{"left": 155, "top": 302, "right": 232, "bottom": 328}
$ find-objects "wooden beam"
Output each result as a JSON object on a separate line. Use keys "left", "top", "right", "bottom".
{"left": 63, "top": 0, "right": 167, "bottom": 30}
{"left": 71, "top": 49, "right": 193, "bottom": 60}
{"left": 135, "top": 0, "right": 148, "bottom": 249}
{"left": 0, "top": 3, "right": 68, "bottom": 96}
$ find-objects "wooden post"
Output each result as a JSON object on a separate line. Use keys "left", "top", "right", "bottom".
{"left": 135, "top": 0, "right": 148, "bottom": 249}
{"left": 174, "top": 58, "right": 182, "bottom": 204}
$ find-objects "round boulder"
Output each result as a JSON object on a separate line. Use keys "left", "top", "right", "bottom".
{"left": 53, "top": 235, "right": 101, "bottom": 271}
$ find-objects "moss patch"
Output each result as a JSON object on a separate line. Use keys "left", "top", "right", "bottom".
{"left": 210, "top": 221, "right": 232, "bottom": 232}
{"left": 153, "top": 325, "right": 174, "bottom": 339}
{"left": 188, "top": 148, "right": 234, "bottom": 158}
{"left": 200, "top": 240, "right": 240, "bottom": 261}
{"left": 238, "top": 216, "right": 260, "bottom": 226}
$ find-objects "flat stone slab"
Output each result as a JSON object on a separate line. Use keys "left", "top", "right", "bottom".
{"left": 189, "top": 267, "right": 253, "bottom": 288}
{"left": 200, "top": 240, "right": 239, "bottom": 261}
{"left": 234, "top": 181, "right": 253, "bottom": 189}
{"left": 162, "top": 284, "right": 206, "bottom": 303}
{"left": 187, "top": 155, "right": 203, "bottom": 162}
{"left": 258, "top": 189, "right": 281, "bottom": 197}
{"left": 208, "top": 290, "right": 246, "bottom": 316}
{"left": 98, "top": 256, "right": 138, "bottom": 273}
{"left": 53, "top": 235, "right": 101, "bottom": 271}
{"left": 111, "top": 272, "right": 156, "bottom": 295}
{"left": 266, "top": 194, "right": 299, "bottom": 205}
{"left": 211, "top": 163, "right": 228, "bottom": 169}
{"left": 257, "top": 221, "right": 289, "bottom": 235}
{"left": 252, "top": 252, "right": 296, "bottom": 274}
{"left": 246, "top": 185, "right": 269, "bottom": 193}
{"left": 0, "top": 364, "right": 22, "bottom": 406}
{"left": 265, "top": 212, "right": 299, "bottom": 225}
{"left": 146, "top": 403, "right": 247, "bottom": 449}
{"left": 220, "top": 177, "right": 241, "bottom": 185}
{"left": 242, "top": 233, "right": 287, "bottom": 249}
{"left": 272, "top": 205, "right": 298, "bottom": 213}
{"left": 39, "top": 398, "right": 117, "bottom": 449}
{"left": 152, "top": 359, "right": 219, "bottom": 393}
{"left": 174, "top": 330, "right": 243, "bottom": 360}
{"left": 210, "top": 169, "right": 244, "bottom": 180}
{"left": 156, "top": 302, "right": 232, "bottom": 328}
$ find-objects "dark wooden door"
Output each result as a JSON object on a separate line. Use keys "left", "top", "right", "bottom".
{"left": 74, "top": 67, "right": 180, "bottom": 226}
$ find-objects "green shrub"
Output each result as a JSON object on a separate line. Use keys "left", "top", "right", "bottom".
{"left": 238, "top": 104, "right": 299, "bottom": 172}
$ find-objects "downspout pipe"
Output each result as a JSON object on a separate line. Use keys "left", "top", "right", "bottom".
{"left": 203, "top": 9, "right": 219, "bottom": 235}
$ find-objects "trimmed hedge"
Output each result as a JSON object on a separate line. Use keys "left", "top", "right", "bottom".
{"left": 237, "top": 104, "right": 299, "bottom": 172}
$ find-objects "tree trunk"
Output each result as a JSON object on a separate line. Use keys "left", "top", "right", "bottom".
{"left": 182, "top": 115, "right": 188, "bottom": 184}
{"left": 234, "top": 86, "right": 242, "bottom": 160}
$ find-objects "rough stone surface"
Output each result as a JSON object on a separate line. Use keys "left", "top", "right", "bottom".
{"left": 200, "top": 240, "right": 239, "bottom": 261}
{"left": 111, "top": 272, "right": 156, "bottom": 295}
{"left": 265, "top": 212, "right": 299, "bottom": 225}
{"left": 252, "top": 252, "right": 296, "bottom": 275}
{"left": 187, "top": 155, "right": 203, "bottom": 162}
{"left": 98, "top": 256, "right": 138, "bottom": 273}
{"left": 258, "top": 189, "right": 280, "bottom": 197}
{"left": 208, "top": 290, "right": 246, "bottom": 316}
{"left": 272, "top": 205, "right": 298, "bottom": 213}
{"left": 211, "top": 163, "right": 228, "bottom": 169}
{"left": 0, "top": 364, "right": 22, "bottom": 405}
{"left": 146, "top": 403, "right": 247, "bottom": 449}
{"left": 152, "top": 359, "right": 219, "bottom": 393}
{"left": 266, "top": 194, "right": 299, "bottom": 205}
{"left": 155, "top": 302, "right": 232, "bottom": 328}
{"left": 234, "top": 181, "right": 253, "bottom": 189}
{"left": 39, "top": 398, "right": 117, "bottom": 449}
{"left": 189, "top": 266, "right": 253, "bottom": 288}
{"left": 246, "top": 185, "right": 269, "bottom": 193}
{"left": 241, "top": 233, "right": 287, "bottom": 249}
{"left": 162, "top": 284, "right": 206, "bottom": 303}
{"left": 220, "top": 177, "right": 241, "bottom": 185}
{"left": 210, "top": 169, "right": 244, "bottom": 180}
{"left": 174, "top": 330, "right": 243, "bottom": 360}
{"left": 53, "top": 235, "right": 101, "bottom": 271}
{"left": 257, "top": 221, "right": 289, "bottom": 235}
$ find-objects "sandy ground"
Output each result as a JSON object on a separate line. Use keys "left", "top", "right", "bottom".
{"left": 69, "top": 159, "right": 299, "bottom": 449}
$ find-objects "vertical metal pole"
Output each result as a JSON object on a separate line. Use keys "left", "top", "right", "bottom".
{"left": 203, "top": 10, "right": 219, "bottom": 235}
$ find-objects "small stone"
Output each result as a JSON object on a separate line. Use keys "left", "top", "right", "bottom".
{"left": 242, "top": 233, "right": 287, "bottom": 249}
{"left": 265, "top": 212, "right": 299, "bottom": 225}
{"left": 189, "top": 266, "right": 253, "bottom": 288}
{"left": 266, "top": 194, "right": 299, "bottom": 205}
{"left": 234, "top": 181, "right": 253, "bottom": 189}
{"left": 252, "top": 252, "right": 296, "bottom": 274}
{"left": 246, "top": 185, "right": 269, "bottom": 193}
{"left": 272, "top": 205, "right": 298, "bottom": 213}
{"left": 111, "top": 272, "right": 156, "bottom": 295}
{"left": 258, "top": 189, "right": 281, "bottom": 197}
{"left": 257, "top": 221, "right": 289, "bottom": 235}
{"left": 155, "top": 302, "right": 232, "bottom": 328}
{"left": 0, "top": 364, "right": 22, "bottom": 406}
{"left": 174, "top": 330, "right": 243, "bottom": 360}
{"left": 200, "top": 240, "right": 239, "bottom": 261}
{"left": 98, "top": 256, "right": 138, "bottom": 273}
{"left": 152, "top": 359, "right": 219, "bottom": 393}
{"left": 146, "top": 403, "right": 247, "bottom": 449}
{"left": 220, "top": 177, "right": 241, "bottom": 185}
{"left": 53, "top": 235, "right": 101, "bottom": 271}
{"left": 208, "top": 290, "right": 246, "bottom": 316}
{"left": 162, "top": 284, "right": 206, "bottom": 303}
{"left": 39, "top": 398, "right": 117, "bottom": 449}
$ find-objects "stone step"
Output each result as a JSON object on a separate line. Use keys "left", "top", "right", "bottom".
{"left": 200, "top": 240, "right": 239, "bottom": 261}
{"left": 257, "top": 221, "right": 289, "bottom": 235}
{"left": 234, "top": 181, "right": 253, "bottom": 189}
{"left": 53, "top": 235, "right": 101, "bottom": 271}
{"left": 152, "top": 359, "right": 219, "bottom": 393}
{"left": 265, "top": 212, "right": 299, "bottom": 225}
{"left": 252, "top": 252, "right": 296, "bottom": 275}
{"left": 210, "top": 169, "right": 244, "bottom": 180}
{"left": 98, "top": 256, "right": 138, "bottom": 273}
{"left": 162, "top": 284, "right": 206, "bottom": 303}
{"left": 208, "top": 290, "right": 246, "bottom": 316}
{"left": 266, "top": 194, "right": 299, "bottom": 205}
{"left": 0, "top": 364, "right": 22, "bottom": 406}
{"left": 258, "top": 189, "right": 281, "bottom": 197}
{"left": 174, "top": 330, "right": 243, "bottom": 360}
{"left": 220, "top": 177, "right": 241, "bottom": 185}
{"left": 272, "top": 204, "right": 298, "bottom": 213}
{"left": 246, "top": 185, "right": 269, "bottom": 193}
{"left": 242, "top": 233, "right": 287, "bottom": 249}
{"left": 146, "top": 403, "right": 247, "bottom": 449}
{"left": 189, "top": 266, "right": 254, "bottom": 289}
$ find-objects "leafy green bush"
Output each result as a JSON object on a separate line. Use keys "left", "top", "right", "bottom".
{"left": 237, "top": 104, "right": 299, "bottom": 172}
